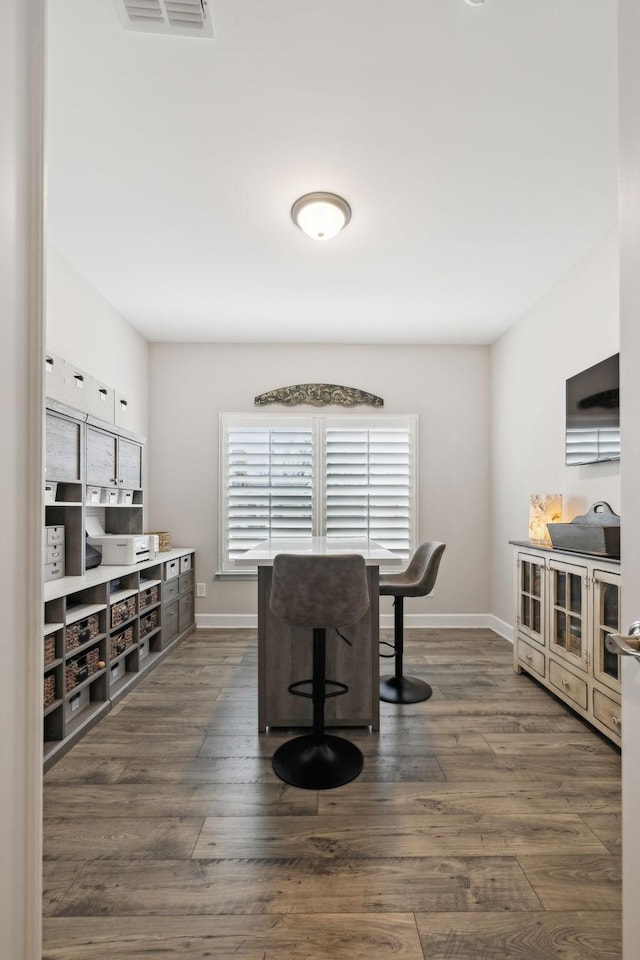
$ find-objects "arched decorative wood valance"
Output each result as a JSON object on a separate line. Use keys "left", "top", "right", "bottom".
{"left": 254, "top": 383, "right": 384, "bottom": 407}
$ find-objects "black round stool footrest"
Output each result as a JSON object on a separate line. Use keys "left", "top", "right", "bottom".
{"left": 272, "top": 734, "right": 364, "bottom": 790}
{"left": 287, "top": 678, "right": 349, "bottom": 699}
{"left": 380, "top": 675, "right": 432, "bottom": 704}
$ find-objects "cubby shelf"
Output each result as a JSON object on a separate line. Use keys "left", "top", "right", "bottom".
{"left": 109, "top": 587, "right": 138, "bottom": 604}
{"left": 64, "top": 701, "right": 109, "bottom": 738}
{"left": 65, "top": 667, "right": 107, "bottom": 699}
{"left": 44, "top": 399, "right": 196, "bottom": 771}
{"left": 65, "top": 633, "right": 107, "bottom": 659}
{"left": 65, "top": 602, "right": 106, "bottom": 624}
{"left": 42, "top": 546, "right": 195, "bottom": 771}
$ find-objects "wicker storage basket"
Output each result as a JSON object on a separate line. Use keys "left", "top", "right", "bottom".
{"left": 65, "top": 647, "right": 101, "bottom": 692}
{"left": 109, "top": 626, "right": 134, "bottom": 660}
{"left": 111, "top": 596, "right": 137, "bottom": 628}
{"left": 65, "top": 614, "right": 100, "bottom": 652}
{"left": 44, "top": 634, "right": 57, "bottom": 666}
{"left": 139, "top": 585, "right": 159, "bottom": 610}
{"left": 43, "top": 674, "right": 57, "bottom": 708}
{"left": 140, "top": 609, "right": 159, "bottom": 638}
{"left": 152, "top": 531, "right": 172, "bottom": 552}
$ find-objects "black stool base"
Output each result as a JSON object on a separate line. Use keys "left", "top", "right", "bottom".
{"left": 380, "top": 675, "right": 433, "bottom": 704}
{"left": 272, "top": 734, "right": 363, "bottom": 790}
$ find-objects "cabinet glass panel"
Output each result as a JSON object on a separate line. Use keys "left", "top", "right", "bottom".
{"left": 554, "top": 610, "right": 566, "bottom": 647}
{"left": 532, "top": 564, "right": 541, "bottom": 597}
{"left": 550, "top": 563, "right": 586, "bottom": 667}
{"left": 568, "top": 616, "right": 582, "bottom": 658}
{"left": 594, "top": 574, "right": 621, "bottom": 688}
{"left": 556, "top": 571, "right": 566, "bottom": 609}
{"left": 518, "top": 555, "right": 545, "bottom": 644}
{"left": 569, "top": 575, "right": 582, "bottom": 614}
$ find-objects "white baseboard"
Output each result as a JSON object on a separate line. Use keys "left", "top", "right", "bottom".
{"left": 196, "top": 612, "right": 516, "bottom": 637}
{"left": 196, "top": 614, "right": 257, "bottom": 629}
{"left": 487, "top": 615, "right": 514, "bottom": 642}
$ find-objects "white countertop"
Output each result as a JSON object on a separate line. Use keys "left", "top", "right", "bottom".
{"left": 44, "top": 547, "right": 195, "bottom": 601}
{"left": 236, "top": 537, "right": 402, "bottom": 567}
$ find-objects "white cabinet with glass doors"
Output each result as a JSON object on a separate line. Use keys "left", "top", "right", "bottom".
{"left": 513, "top": 544, "right": 621, "bottom": 746}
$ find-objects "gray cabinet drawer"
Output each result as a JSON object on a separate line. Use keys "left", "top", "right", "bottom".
{"left": 593, "top": 689, "right": 622, "bottom": 737}
{"left": 163, "top": 578, "right": 180, "bottom": 604}
{"left": 179, "top": 570, "right": 194, "bottom": 595}
{"left": 549, "top": 659, "right": 588, "bottom": 710}
{"left": 163, "top": 600, "right": 179, "bottom": 643}
{"left": 517, "top": 636, "right": 545, "bottom": 678}
{"left": 179, "top": 592, "right": 194, "bottom": 634}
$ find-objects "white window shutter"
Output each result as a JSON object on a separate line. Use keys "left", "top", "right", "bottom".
{"left": 224, "top": 423, "right": 314, "bottom": 567}
{"left": 325, "top": 424, "right": 413, "bottom": 558}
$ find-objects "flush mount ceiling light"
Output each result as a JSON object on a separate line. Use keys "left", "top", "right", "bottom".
{"left": 291, "top": 192, "right": 351, "bottom": 240}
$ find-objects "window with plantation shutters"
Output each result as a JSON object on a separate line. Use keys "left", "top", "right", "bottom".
{"left": 324, "top": 423, "right": 413, "bottom": 558}
{"left": 219, "top": 414, "right": 417, "bottom": 574}
{"left": 223, "top": 421, "right": 314, "bottom": 564}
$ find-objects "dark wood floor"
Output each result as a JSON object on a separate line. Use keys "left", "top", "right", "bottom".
{"left": 42, "top": 628, "right": 622, "bottom": 959}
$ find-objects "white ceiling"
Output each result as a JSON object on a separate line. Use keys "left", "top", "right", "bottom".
{"left": 45, "top": 0, "right": 618, "bottom": 345}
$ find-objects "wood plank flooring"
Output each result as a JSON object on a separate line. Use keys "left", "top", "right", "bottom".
{"left": 42, "top": 628, "right": 622, "bottom": 959}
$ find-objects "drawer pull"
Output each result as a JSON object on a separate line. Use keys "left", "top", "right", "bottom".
{"left": 525, "top": 654, "right": 533, "bottom": 662}
{"left": 612, "top": 716, "right": 621, "bottom": 727}
{"left": 561, "top": 678, "right": 570, "bottom": 688}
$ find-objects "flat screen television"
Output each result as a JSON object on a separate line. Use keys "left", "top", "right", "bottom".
{"left": 566, "top": 353, "right": 620, "bottom": 465}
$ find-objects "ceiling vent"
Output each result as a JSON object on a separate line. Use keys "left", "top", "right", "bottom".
{"left": 114, "top": 0, "right": 214, "bottom": 38}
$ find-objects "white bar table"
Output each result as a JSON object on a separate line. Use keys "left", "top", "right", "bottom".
{"left": 238, "top": 537, "right": 401, "bottom": 732}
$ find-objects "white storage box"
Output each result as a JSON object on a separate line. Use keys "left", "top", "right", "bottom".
{"left": 65, "top": 686, "right": 90, "bottom": 722}
{"left": 46, "top": 525, "right": 65, "bottom": 546}
{"left": 45, "top": 544, "right": 64, "bottom": 564}
{"left": 86, "top": 486, "right": 102, "bottom": 504}
{"left": 63, "top": 362, "right": 92, "bottom": 413}
{"left": 44, "top": 351, "right": 65, "bottom": 402}
{"left": 114, "top": 392, "right": 133, "bottom": 429}
{"left": 90, "top": 380, "right": 115, "bottom": 423}
{"left": 44, "top": 561, "right": 64, "bottom": 582}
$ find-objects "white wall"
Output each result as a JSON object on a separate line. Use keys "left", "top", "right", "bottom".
{"left": 46, "top": 227, "right": 619, "bottom": 637}
{"left": 1, "top": 0, "right": 44, "bottom": 956}
{"left": 46, "top": 245, "right": 150, "bottom": 436}
{"left": 490, "top": 227, "right": 620, "bottom": 631}
{"left": 148, "top": 342, "right": 492, "bottom": 626}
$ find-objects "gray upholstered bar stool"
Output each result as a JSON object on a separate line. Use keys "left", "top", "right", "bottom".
{"left": 269, "top": 553, "right": 370, "bottom": 790}
{"left": 379, "top": 540, "right": 446, "bottom": 704}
